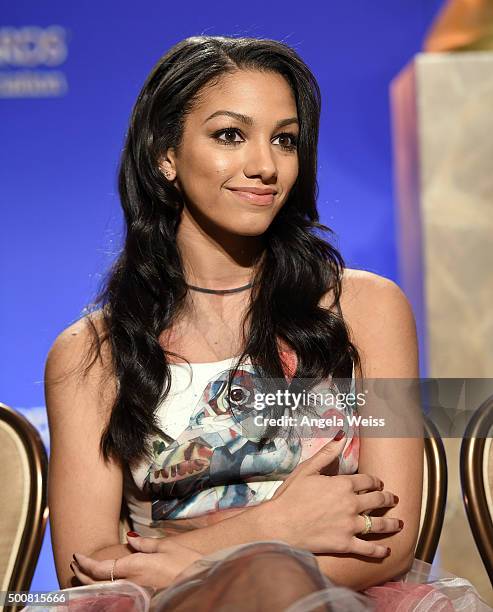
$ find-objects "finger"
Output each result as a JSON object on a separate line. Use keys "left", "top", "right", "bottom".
{"left": 287, "top": 432, "right": 348, "bottom": 480}
{"left": 70, "top": 561, "right": 96, "bottom": 585}
{"left": 127, "top": 536, "right": 160, "bottom": 553}
{"left": 349, "top": 537, "right": 391, "bottom": 559}
{"left": 347, "top": 473, "right": 383, "bottom": 493}
{"left": 74, "top": 553, "right": 115, "bottom": 581}
{"left": 271, "top": 434, "right": 348, "bottom": 500}
{"left": 356, "top": 490, "right": 398, "bottom": 513}
{"left": 355, "top": 515, "right": 403, "bottom": 534}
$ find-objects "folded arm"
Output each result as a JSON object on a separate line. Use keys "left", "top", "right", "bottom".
{"left": 312, "top": 272, "right": 423, "bottom": 590}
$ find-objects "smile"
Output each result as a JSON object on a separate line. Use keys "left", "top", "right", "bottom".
{"left": 227, "top": 189, "right": 275, "bottom": 206}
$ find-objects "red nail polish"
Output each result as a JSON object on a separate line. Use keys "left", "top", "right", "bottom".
{"left": 334, "top": 429, "right": 346, "bottom": 441}
{"left": 127, "top": 531, "right": 140, "bottom": 537}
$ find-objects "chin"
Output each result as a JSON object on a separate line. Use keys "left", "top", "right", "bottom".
{"left": 238, "top": 228, "right": 269, "bottom": 237}
{"left": 226, "top": 219, "right": 274, "bottom": 237}
{"left": 220, "top": 227, "right": 267, "bottom": 238}
{"left": 234, "top": 210, "right": 279, "bottom": 230}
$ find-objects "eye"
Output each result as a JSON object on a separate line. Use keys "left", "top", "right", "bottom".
{"left": 213, "top": 128, "right": 244, "bottom": 146}
{"left": 273, "top": 133, "right": 298, "bottom": 151}
{"left": 229, "top": 386, "right": 250, "bottom": 406}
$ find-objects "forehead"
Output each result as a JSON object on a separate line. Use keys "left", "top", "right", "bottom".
{"left": 191, "top": 69, "right": 298, "bottom": 122}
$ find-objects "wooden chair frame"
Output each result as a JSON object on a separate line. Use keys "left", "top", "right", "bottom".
{"left": 0, "top": 402, "right": 49, "bottom": 598}
{"left": 415, "top": 416, "right": 448, "bottom": 563}
{"left": 460, "top": 394, "right": 493, "bottom": 587}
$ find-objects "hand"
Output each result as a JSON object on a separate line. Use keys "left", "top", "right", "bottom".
{"left": 71, "top": 540, "right": 203, "bottom": 590}
{"left": 267, "top": 432, "right": 401, "bottom": 558}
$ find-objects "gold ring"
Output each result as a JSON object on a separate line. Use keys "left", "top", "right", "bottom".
{"left": 110, "top": 558, "right": 117, "bottom": 582}
{"left": 360, "top": 512, "right": 372, "bottom": 535}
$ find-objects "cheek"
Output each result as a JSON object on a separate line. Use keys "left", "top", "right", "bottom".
{"left": 280, "top": 158, "right": 299, "bottom": 196}
{"left": 178, "top": 155, "right": 235, "bottom": 214}
{"left": 291, "top": 156, "right": 299, "bottom": 180}
{"left": 188, "top": 145, "right": 236, "bottom": 183}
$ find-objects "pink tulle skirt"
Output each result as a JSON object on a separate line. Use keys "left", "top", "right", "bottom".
{"left": 25, "top": 540, "right": 491, "bottom": 611}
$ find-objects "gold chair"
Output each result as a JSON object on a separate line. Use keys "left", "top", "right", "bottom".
{"left": 460, "top": 394, "right": 493, "bottom": 587}
{"left": 118, "top": 416, "right": 448, "bottom": 563}
{"left": 0, "top": 402, "right": 49, "bottom": 605}
{"left": 415, "top": 415, "right": 448, "bottom": 563}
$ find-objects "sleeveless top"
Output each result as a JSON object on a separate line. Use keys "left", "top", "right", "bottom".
{"left": 123, "top": 345, "right": 359, "bottom": 535}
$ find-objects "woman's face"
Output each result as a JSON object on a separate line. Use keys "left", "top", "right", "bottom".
{"left": 163, "top": 69, "right": 299, "bottom": 237}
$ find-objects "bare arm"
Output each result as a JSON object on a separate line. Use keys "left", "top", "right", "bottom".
{"left": 313, "top": 271, "right": 423, "bottom": 590}
{"left": 135, "top": 502, "right": 275, "bottom": 554}
{"left": 45, "top": 315, "right": 128, "bottom": 589}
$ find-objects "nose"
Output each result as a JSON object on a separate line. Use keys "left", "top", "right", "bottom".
{"left": 243, "top": 138, "right": 278, "bottom": 182}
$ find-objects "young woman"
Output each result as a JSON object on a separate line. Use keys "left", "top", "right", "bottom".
{"left": 43, "top": 35, "right": 490, "bottom": 610}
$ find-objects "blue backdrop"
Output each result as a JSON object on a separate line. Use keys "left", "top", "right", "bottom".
{"left": 1, "top": 0, "right": 443, "bottom": 591}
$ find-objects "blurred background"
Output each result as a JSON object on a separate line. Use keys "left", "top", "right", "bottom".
{"left": 1, "top": 0, "right": 492, "bottom": 604}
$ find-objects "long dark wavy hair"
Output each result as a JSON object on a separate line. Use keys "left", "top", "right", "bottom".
{"left": 80, "top": 35, "right": 361, "bottom": 467}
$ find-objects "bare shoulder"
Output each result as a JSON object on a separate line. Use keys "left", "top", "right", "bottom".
{"left": 324, "top": 268, "right": 418, "bottom": 378}
{"left": 45, "top": 309, "right": 113, "bottom": 393}
{"left": 340, "top": 268, "right": 414, "bottom": 320}
{"left": 47, "top": 309, "right": 107, "bottom": 353}
{"left": 322, "top": 268, "right": 413, "bottom": 320}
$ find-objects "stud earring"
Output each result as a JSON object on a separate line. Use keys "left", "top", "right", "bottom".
{"left": 161, "top": 162, "right": 174, "bottom": 181}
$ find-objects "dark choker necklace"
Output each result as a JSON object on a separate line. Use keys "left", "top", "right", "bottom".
{"left": 186, "top": 281, "right": 254, "bottom": 295}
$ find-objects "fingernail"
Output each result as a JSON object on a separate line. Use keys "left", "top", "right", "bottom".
{"left": 393, "top": 495, "right": 399, "bottom": 504}
{"left": 398, "top": 520, "right": 404, "bottom": 530}
{"left": 334, "top": 429, "right": 346, "bottom": 441}
{"left": 127, "top": 531, "right": 140, "bottom": 537}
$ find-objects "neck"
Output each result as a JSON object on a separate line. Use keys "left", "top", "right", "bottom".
{"left": 176, "top": 207, "right": 264, "bottom": 290}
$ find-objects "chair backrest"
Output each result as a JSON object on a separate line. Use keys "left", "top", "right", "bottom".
{"left": 119, "top": 417, "right": 448, "bottom": 563}
{"left": 415, "top": 416, "right": 448, "bottom": 563}
{"left": 460, "top": 394, "right": 493, "bottom": 587}
{"left": 0, "top": 402, "right": 49, "bottom": 598}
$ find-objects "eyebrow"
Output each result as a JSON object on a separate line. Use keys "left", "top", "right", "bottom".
{"left": 203, "top": 110, "right": 299, "bottom": 129}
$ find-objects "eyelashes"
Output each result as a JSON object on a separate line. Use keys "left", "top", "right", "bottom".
{"left": 212, "top": 127, "right": 298, "bottom": 151}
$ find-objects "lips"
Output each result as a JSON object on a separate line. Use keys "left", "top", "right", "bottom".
{"left": 227, "top": 189, "right": 275, "bottom": 205}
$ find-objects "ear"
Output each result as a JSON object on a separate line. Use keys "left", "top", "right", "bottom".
{"left": 159, "top": 148, "right": 177, "bottom": 181}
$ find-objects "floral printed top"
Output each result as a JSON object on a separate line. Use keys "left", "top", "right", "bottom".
{"left": 123, "top": 347, "right": 359, "bottom": 530}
